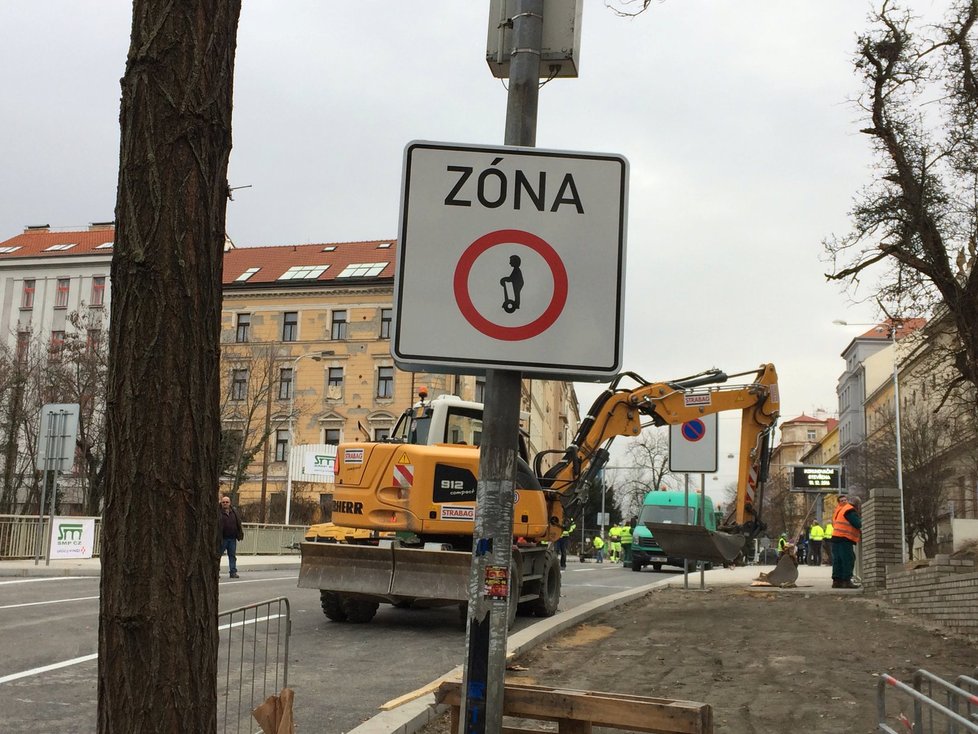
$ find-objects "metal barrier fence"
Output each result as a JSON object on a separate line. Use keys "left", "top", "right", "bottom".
{"left": 0, "top": 515, "right": 303, "bottom": 559}
{"left": 218, "top": 597, "right": 292, "bottom": 734}
{"left": 877, "top": 670, "right": 978, "bottom": 733}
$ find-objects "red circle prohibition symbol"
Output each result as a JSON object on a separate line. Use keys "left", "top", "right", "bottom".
{"left": 453, "top": 229, "right": 569, "bottom": 341}
{"left": 681, "top": 419, "right": 707, "bottom": 442}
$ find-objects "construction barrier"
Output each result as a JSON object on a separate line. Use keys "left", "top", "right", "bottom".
{"left": 877, "top": 671, "right": 978, "bottom": 733}
{"left": 218, "top": 597, "right": 292, "bottom": 734}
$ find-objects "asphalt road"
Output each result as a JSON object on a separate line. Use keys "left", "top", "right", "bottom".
{"left": 0, "top": 560, "right": 667, "bottom": 733}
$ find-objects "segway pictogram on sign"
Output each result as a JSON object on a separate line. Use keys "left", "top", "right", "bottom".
{"left": 453, "top": 228, "right": 569, "bottom": 341}
{"left": 394, "top": 141, "right": 628, "bottom": 380}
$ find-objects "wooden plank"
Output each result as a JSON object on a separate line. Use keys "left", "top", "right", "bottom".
{"left": 435, "top": 681, "right": 713, "bottom": 734}
{"left": 557, "top": 718, "right": 592, "bottom": 734}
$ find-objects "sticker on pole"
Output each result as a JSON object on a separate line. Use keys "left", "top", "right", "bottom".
{"left": 394, "top": 141, "right": 629, "bottom": 380}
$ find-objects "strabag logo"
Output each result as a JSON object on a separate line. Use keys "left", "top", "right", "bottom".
{"left": 440, "top": 505, "right": 475, "bottom": 521}
{"left": 344, "top": 448, "right": 364, "bottom": 465}
{"left": 684, "top": 393, "right": 711, "bottom": 407}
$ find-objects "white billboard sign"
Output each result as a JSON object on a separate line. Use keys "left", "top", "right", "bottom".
{"left": 394, "top": 141, "right": 628, "bottom": 380}
{"left": 289, "top": 444, "right": 336, "bottom": 483}
{"left": 48, "top": 517, "right": 96, "bottom": 560}
{"left": 669, "top": 413, "right": 718, "bottom": 473}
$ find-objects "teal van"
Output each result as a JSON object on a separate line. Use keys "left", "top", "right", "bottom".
{"left": 631, "top": 490, "right": 717, "bottom": 572}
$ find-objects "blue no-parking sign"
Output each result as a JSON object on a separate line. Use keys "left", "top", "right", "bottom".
{"left": 669, "top": 413, "right": 718, "bottom": 472}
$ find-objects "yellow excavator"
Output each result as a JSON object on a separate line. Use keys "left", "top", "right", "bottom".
{"left": 298, "top": 363, "right": 781, "bottom": 624}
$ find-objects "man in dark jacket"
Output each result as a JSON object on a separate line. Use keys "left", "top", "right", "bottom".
{"left": 219, "top": 495, "right": 245, "bottom": 579}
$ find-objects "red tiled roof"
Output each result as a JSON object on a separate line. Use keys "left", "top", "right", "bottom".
{"left": 858, "top": 318, "right": 927, "bottom": 340}
{"left": 782, "top": 414, "right": 829, "bottom": 425}
{"left": 824, "top": 418, "right": 839, "bottom": 432}
{"left": 0, "top": 226, "right": 114, "bottom": 257}
{"left": 223, "top": 240, "right": 396, "bottom": 284}
{"left": 0, "top": 227, "right": 398, "bottom": 285}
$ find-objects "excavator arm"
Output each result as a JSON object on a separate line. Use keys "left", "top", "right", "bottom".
{"left": 535, "top": 363, "right": 780, "bottom": 551}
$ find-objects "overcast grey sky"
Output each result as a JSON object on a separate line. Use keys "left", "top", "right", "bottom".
{"left": 2, "top": 1, "right": 926, "bottom": 494}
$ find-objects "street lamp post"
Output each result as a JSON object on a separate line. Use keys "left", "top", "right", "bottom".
{"left": 833, "top": 319, "right": 908, "bottom": 562}
{"left": 285, "top": 351, "right": 327, "bottom": 525}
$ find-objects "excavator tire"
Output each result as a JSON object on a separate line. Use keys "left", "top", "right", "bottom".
{"left": 342, "top": 597, "right": 379, "bottom": 624}
{"left": 507, "top": 557, "right": 523, "bottom": 629}
{"left": 320, "top": 591, "right": 348, "bottom": 622}
{"left": 528, "top": 549, "right": 561, "bottom": 617}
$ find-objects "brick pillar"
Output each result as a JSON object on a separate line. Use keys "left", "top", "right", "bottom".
{"left": 861, "top": 487, "right": 903, "bottom": 591}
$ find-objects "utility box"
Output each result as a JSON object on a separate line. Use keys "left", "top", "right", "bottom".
{"left": 486, "top": 0, "right": 583, "bottom": 79}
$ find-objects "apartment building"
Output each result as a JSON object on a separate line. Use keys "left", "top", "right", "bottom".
{"left": 0, "top": 225, "right": 580, "bottom": 517}
{"left": 220, "top": 239, "right": 580, "bottom": 516}
{"left": 0, "top": 224, "right": 113, "bottom": 352}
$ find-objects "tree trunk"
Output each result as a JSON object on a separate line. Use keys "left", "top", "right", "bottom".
{"left": 97, "top": 2, "right": 241, "bottom": 732}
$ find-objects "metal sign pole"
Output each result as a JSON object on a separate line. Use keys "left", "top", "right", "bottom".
{"left": 683, "top": 473, "right": 689, "bottom": 590}
{"left": 461, "top": 3, "right": 544, "bottom": 732}
{"left": 45, "top": 412, "right": 68, "bottom": 566}
{"left": 34, "top": 411, "right": 59, "bottom": 565}
{"left": 699, "top": 473, "right": 706, "bottom": 589}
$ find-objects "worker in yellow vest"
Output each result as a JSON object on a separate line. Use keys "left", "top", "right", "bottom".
{"left": 823, "top": 518, "right": 834, "bottom": 566}
{"left": 808, "top": 520, "right": 824, "bottom": 566}
{"left": 592, "top": 534, "right": 605, "bottom": 563}
{"left": 557, "top": 521, "right": 576, "bottom": 570}
{"left": 620, "top": 518, "right": 635, "bottom": 566}
{"left": 608, "top": 524, "right": 622, "bottom": 563}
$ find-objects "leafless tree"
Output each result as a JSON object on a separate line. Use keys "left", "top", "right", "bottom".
{"left": 97, "top": 2, "right": 242, "bottom": 732}
{"left": 617, "top": 428, "right": 676, "bottom": 516}
{"left": 825, "top": 1, "right": 978, "bottom": 412}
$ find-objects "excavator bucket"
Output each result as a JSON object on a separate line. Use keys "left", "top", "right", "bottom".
{"left": 389, "top": 546, "right": 471, "bottom": 602}
{"left": 298, "top": 542, "right": 396, "bottom": 595}
{"left": 644, "top": 522, "right": 746, "bottom": 565}
{"left": 755, "top": 552, "right": 800, "bottom": 586}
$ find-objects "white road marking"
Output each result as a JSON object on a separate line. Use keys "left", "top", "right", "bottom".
{"left": 0, "top": 577, "right": 95, "bottom": 586}
{"left": 0, "top": 612, "right": 287, "bottom": 684}
{"left": 0, "top": 654, "right": 97, "bottom": 684}
{"left": 221, "top": 575, "right": 296, "bottom": 585}
{"left": 0, "top": 595, "right": 98, "bottom": 611}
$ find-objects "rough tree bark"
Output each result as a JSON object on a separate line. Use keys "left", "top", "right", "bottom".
{"left": 97, "top": 2, "right": 241, "bottom": 732}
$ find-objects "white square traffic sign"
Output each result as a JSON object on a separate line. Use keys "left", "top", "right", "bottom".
{"left": 393, "top": 141, "right": 628, "bottom": 380}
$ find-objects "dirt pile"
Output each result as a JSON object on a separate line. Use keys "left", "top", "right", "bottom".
{"left": 418, "top": 586, "right": 977, "bottom": 733}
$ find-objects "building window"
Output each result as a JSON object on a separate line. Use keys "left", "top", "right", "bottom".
{"left": 21, "top": 279, "right": 35, "bottom": 309}
{"left": 235, "top": 313, "right": 251, "bottom": 343}
{"left": 475, "top": 376, "right": 486, "bottom": 403}
{"left": 380, "top": 308, "right": 393, "bottom": 339}
{"left": 282, "top": 312, "right": 298, "bottom": 342}
{"left": 324, "top": 428, "right": 341, "bottom": 445}
{"left": 806, "top": 429, "right": 817, "bottom": 441}
{"left": 55, "top": 278, "right": 70, "bottom": 309}
{"left": 279, "top": 367, "right": 294, "bottom": 400}
{"left": 50, "top": 331, "right": 65, "bottom": 360}
{"left": 231, "top": 368, "right": 249, "bottom": 401}
{"left": 90, "top": 276, "right": 106, "bottom": 307}
{"left": 328, "top": 367, "right": 344, "bottom": 388}
{"left": 377, "top": 366, "right": 394, "bottom": 398}
{"left": 374, "top": 427, "right": 391, "bottom": 441}
{"left": 275, "top": 429, "right": 290, "bottom": 462}
{"left": 331, "top": 310, "right": 348, "bottom": 340}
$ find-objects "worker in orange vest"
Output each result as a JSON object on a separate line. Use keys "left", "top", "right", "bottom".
{"left": 831, "top": 496, "right": 862, "bottom": 588}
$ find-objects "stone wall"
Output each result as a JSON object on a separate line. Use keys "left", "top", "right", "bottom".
{"left": 861, "top": 487, "right": 903, "bottom": 591}
{"left": 881, "top": 556, "right": 978, "bottom": 638}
